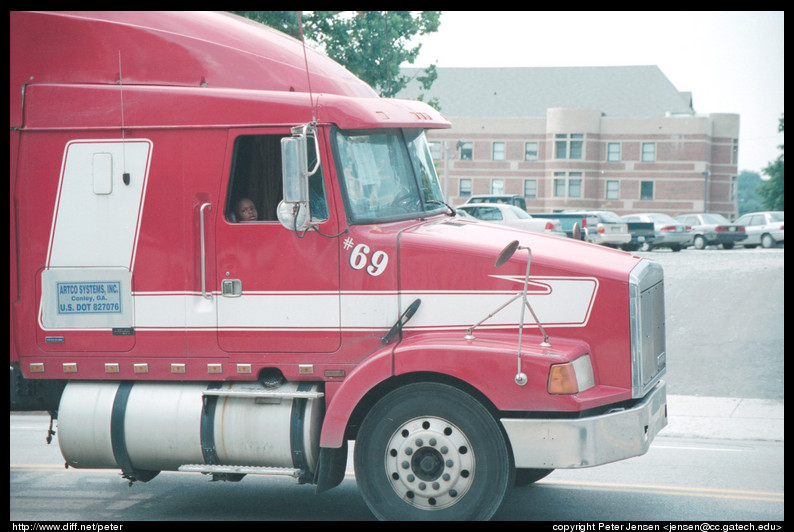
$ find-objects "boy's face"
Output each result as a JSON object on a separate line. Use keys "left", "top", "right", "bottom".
{"left": 236, "top": 199, "right": 257, "bottom": 221}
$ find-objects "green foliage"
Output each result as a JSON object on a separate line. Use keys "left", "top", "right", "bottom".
{"left": 232, "top": 11, "right": 441, "bottom": 108}
{"left": 737, "top": 170, "right": 764, "bottom": 215}
{"left": 757, "top": 115, "right": 784, "bottom": 211}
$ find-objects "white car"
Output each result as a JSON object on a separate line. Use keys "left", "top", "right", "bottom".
{"left": 561, "top": 210, "right": 632, "bottom": 248}
{"left": 734, "top": 211, "right": 784, "bottom": 248}
{"left": 456, "top": 203, "right": 565, "bottom": 236}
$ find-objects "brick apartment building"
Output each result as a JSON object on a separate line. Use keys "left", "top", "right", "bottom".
{"left": 398, "top": 66, "right": 740, "bottom": 219}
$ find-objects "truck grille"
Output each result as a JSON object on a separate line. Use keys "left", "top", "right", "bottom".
{"left": 629, "top": 260, "right": 666, "bottom": 398}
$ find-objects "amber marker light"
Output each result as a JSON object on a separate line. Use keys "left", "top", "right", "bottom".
{"left": 547, "top": 355, "right": 595, "bottom": 395}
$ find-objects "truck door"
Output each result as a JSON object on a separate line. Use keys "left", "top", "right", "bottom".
{"left": 215, "top": 130, "right": 341, "bottom": 353}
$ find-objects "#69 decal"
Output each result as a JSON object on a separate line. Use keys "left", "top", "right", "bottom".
{"left": 344, "top": 237, "right": 389, "bottom": 277}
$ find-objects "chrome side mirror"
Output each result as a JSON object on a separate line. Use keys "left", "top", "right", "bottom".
{"left": 278, "top": 126, "right": 314, "bottom": 232}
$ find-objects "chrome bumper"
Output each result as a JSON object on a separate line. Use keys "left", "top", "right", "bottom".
{"left": 501, "top": 380, "right": 667, "bottom": 469}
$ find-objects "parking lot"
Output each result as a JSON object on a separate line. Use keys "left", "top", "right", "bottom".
{"left": 632, "top": 246, "right": 783, "bottom": 399}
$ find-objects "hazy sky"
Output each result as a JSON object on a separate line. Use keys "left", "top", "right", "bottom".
{"left": 405, "top": 11, "right": 784, "bottom": 175}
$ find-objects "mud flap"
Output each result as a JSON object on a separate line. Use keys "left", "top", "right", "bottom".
{"left": 314, "top": 441, "right": 349, "bottom": 494}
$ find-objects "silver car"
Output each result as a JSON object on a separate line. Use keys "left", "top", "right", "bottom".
{"left": 675, "top": 213, "right": 747, "bottom": 249}
{"left": 621, "top": 213, "right": 692, "bottom": 251}
{"left": 560, "top": 210, "right": 632, "bottom": 248}
{"left": 456, "top": 203, "right": 565, "bottom": 236}
{"left": 734, "top": 211, "right": 784, "bottom": 248}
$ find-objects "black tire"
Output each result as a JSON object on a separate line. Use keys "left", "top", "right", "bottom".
{"left": 354, "top": 382, "right": 512, "bottom": 521}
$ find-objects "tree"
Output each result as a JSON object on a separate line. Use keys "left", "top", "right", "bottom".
{"left": 756, "top": 115, "right": 784, "bottom": 211}
{"left": 737, "top": 170, "right": 764, "bottom": 216}
{"left": 232, "top": 11, "right": 441, "bottom": 108}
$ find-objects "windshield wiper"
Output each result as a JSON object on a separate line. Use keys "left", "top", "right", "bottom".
{"left": 382, "top": 299, "right": 422, "bottom": 344}
{"left": 427, "top": 200, "right": 456, "bottom": 216}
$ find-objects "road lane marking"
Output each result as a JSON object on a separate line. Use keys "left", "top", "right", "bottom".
{"left": 653, "top": 444, "right": 743, "bottom": 452}
{"left": 537, "top": 479, "right": 784, "bottom": 503}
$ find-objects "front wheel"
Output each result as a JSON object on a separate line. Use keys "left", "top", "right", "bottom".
{"left": 354, "top": 382, "right": 512, "bottom": 521}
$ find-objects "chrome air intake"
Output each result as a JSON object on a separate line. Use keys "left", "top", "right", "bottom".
{"left": 629, "top": 260, "right": 666, "bottom": 398}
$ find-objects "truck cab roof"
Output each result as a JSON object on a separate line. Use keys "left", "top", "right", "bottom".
{"left": 11, "top": 12, "right": 449, "bottom": 131}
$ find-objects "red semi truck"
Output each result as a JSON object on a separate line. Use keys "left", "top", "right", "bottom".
{"left": 10, "top": 12, "right": 667, "bottom": 520}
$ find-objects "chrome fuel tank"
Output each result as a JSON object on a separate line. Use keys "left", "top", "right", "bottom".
{"left": 57, "top": 381, "right": 324, "bottom": 479}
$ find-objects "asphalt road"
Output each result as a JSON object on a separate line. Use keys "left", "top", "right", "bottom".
{"left": 9, "top": 414, "right": 785, "bottom": 521}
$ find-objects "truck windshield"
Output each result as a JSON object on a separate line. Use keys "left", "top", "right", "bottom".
{"left": 334, "top": 128, "right": 445, "bottom": 224}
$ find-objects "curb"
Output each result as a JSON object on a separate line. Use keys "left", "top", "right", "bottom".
{"left": 662, "top": 395, "right": 784, "bottom": 441}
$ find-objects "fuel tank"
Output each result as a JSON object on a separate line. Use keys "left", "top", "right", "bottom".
{"left": 57, "top": 381, "right": 324, "bottom": 479}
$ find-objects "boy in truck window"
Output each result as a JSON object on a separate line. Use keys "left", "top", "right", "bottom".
{"left": 234, "top": 197, "right": 258, "bottom": 222}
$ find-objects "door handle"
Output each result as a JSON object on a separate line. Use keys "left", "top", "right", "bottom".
{"left": 222, "top": 279, "right": 242, "bottom": 297}
{"left": 199, "top": 202, "right": 211, "bottom": 299}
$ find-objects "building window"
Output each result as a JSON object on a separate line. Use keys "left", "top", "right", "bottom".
{"left": 524, "top": 179, "right": 537, "bottom": 199}
{"left": 492, "top": 142, "right": 505, "bottom": 161}
{"left": 555, "top": 136, "right": 566, "bottom": 159}
{"left": 570, "top": 135, "right": 583, "bottom": 159}
{"left": 554, "top": 172, "right": 566, "bottom": 197}
{"left": 640, "top": 181, "right": 654, "bottom": 200}
{"left": 460, "top": 142, "right": 473, "bottom": 161}
{"left": 606, "top": 180, "right": 619, "bottom": 200}
{"left": 607, "top": 143, "right": 621, "bottom": 162}
{"left": 554, "top": 172, "right": 582, "bottom": 197}
{"left": 555, "top": 134, "right": 583, "bottom": 160}
{"left": 641, "top": 143, "right": 656, "bottom": 162}
{"left": 568, "top": 172, "right": 582, "bottom": 198}
{"left": 525, "top": 142, "right": 538, "bottom": 161}
{"left": 732, "top": 139, "right": 739, "bottom": 165}
{"left": 491, "top": 178, "right": 505, "bottom": 194}
{"left": 459, "top": 178, "right": 472, "bottom": 197}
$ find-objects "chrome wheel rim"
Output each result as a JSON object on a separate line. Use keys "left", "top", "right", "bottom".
{"left": 385, "top": 416, "right": 475, "bottom": 510}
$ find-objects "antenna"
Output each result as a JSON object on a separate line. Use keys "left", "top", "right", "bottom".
{"left": 297, "top": 12, "right": 316, "bottom": 125}
{"left": 384, "top": 11, "right": 391, "bottom": 97}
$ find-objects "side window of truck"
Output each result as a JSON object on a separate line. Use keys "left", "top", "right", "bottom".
{"left": 225, "top": 134, "right": 328, "bottom": 223}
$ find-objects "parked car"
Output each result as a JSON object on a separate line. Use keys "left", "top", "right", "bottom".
{"left": 616, "top": 216, "right": 656, "bottom": 251}
{"left": 527, "top": 212, "right": 593, "bottom": 240}
{"left": 675, "top": 213, "right": 747, "bottom": 249}
{"left": 734, "top": 211, "right": 784, "bottom": 248}
{"left": 456, "top": 203, "right": 565, "bottom": 236}
{"left": 620, "top": 213, "right": 692, "bottom": 251}
{"left": 559, "top": 210, "right": 632, "bottom": 248}
{"left": 463, "top": 194, "right": 527, "bottom": 211}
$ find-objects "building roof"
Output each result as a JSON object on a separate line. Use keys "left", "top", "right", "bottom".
{"left": 397, "top": 65, "right": 695, "bottom": 118}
